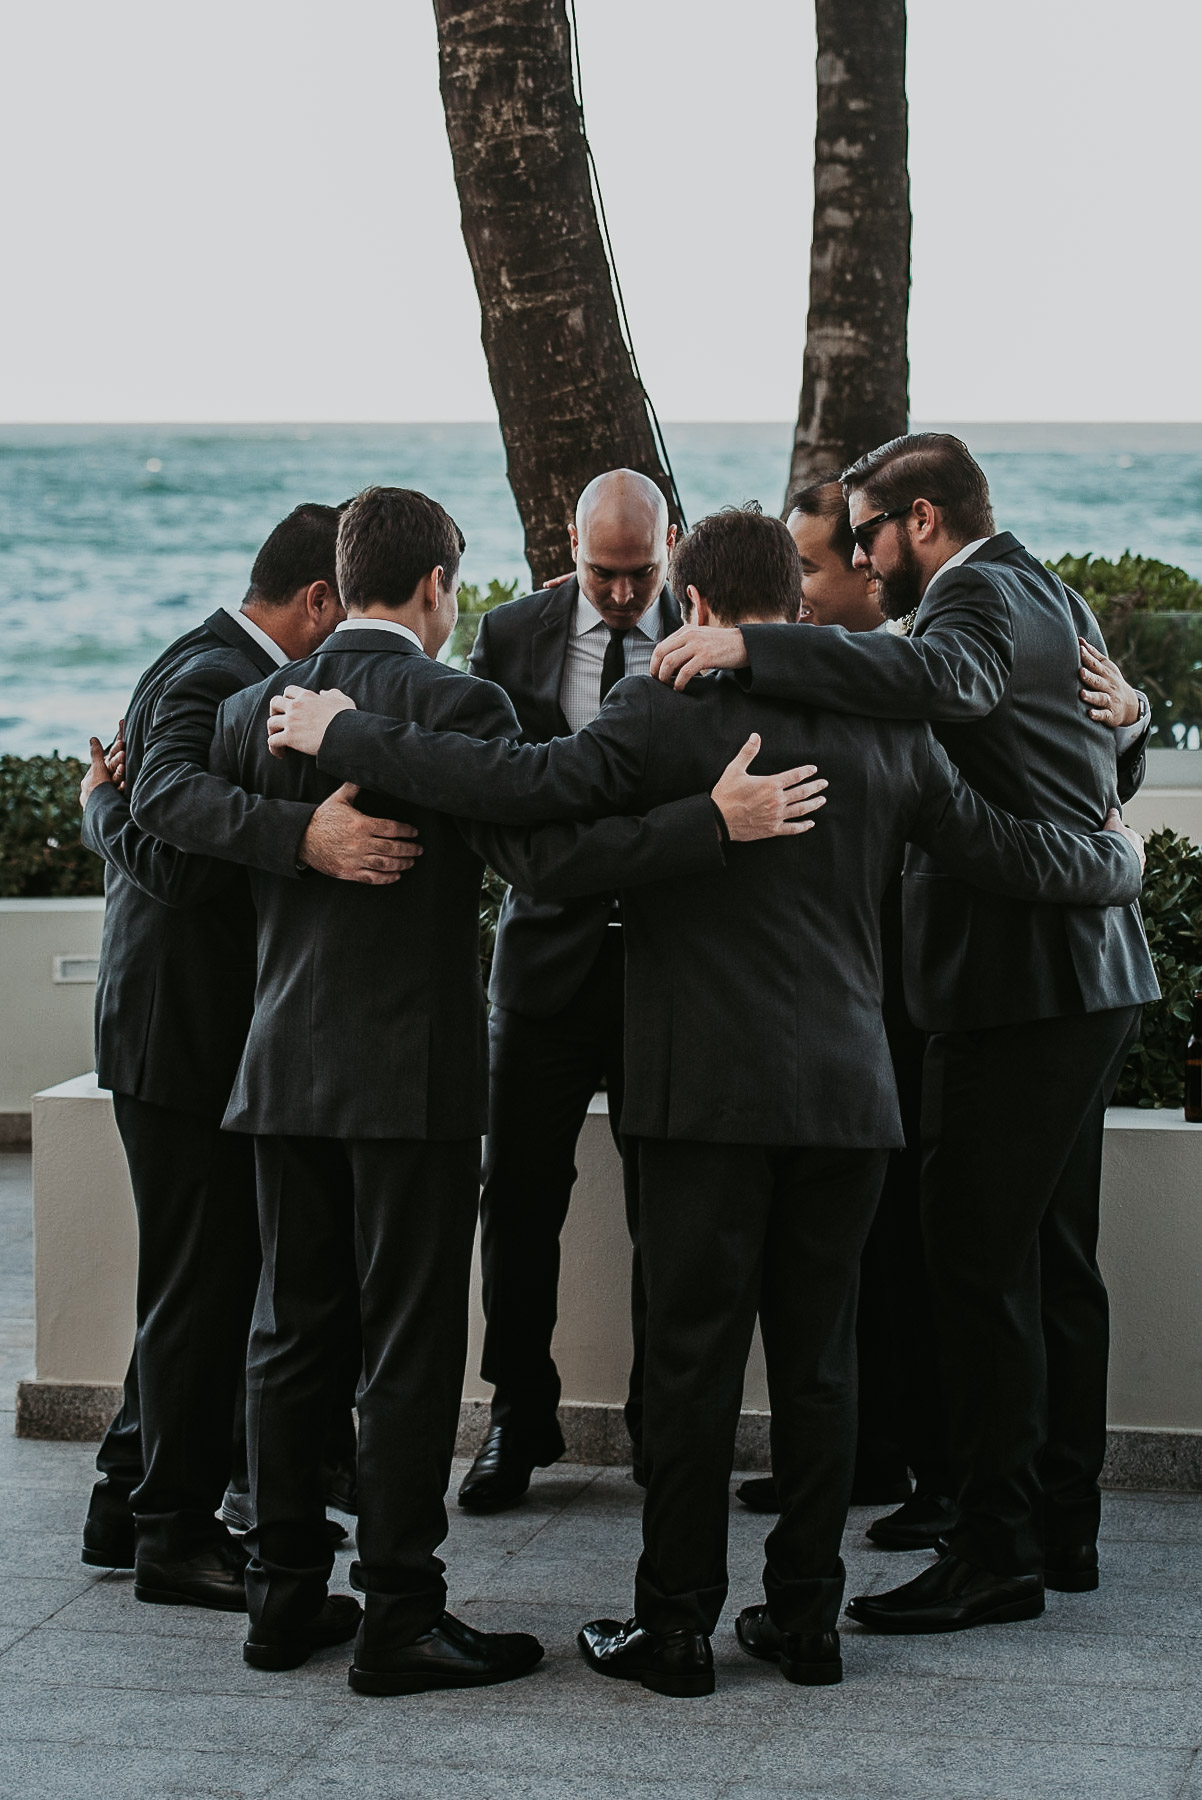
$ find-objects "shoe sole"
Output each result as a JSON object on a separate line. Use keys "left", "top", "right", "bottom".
{"left": 134, "top": 1583, "right": 247, "bottom": 1612}
{"left": 579, "top": 1645, "right": 714, "bottom": 1698}
{"left": 864, "top": 1533, "right": 945, "bottom": 1552}
{"left": 81, "top": 1548, "right": 134, "bottom": 1570}
{"left": 245, "top": 1628, "right": 360, "bottom": 1672}
{"left": 845, "top": 1593, "right": 1044, "bottom": 1634}
{"left": 1044, "top": 1570, "right": 1099, "bottom": 1593}
{"left": 348, "top": 1658, "right": 542, "bottom": 1696}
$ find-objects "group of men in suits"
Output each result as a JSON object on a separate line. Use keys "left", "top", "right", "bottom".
{"left": 81, "top": 433, "right": 1156, "bottom": 1698}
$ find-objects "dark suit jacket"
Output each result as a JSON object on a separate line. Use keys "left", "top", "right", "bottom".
{"left": 83, "top": 610, "right": 313, "bottom": 1118}
{"left": 313, "top": 671, "right": 1143, "bottom": 1147}
{"left": 735, "top": 534, "right": 1160, "bottom": 1031}
{"left": 209, "top": 630, "right": 723, "bottom": 1140}
{"left": 468, "top": 577, "right": 683, "bottom": 1017}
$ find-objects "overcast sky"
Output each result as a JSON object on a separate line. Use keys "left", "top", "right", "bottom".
{"left": 1, "top": 0, "right": 1198, "bottom": 423}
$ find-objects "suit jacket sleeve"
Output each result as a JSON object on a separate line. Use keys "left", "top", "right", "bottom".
{"left": 316, "top": 674, "right": 656, "bottom": 822}
{"left": 466, "top": 610, "right": 493, "bottom": 682}
{"left": 740, "top": 571, "right": 1014, "bottom": 720}
{"left": 130, "top": 660, "right": 316, "bottom": 877}
{"left": 440, "top": 677, "right": 724, "bottom": 898}
{"left": 80, "top": 780, "right": 237, "bottom": 907}
{"left": 907, "top": 732, "right": 1142, "bottom": 906}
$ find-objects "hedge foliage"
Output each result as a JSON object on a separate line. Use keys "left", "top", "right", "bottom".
{"left": 1112, "top": 828, "right": 1202, "bottom": 1109}
{"left": 0, "top": 754, "right": 103, "bottom": 898}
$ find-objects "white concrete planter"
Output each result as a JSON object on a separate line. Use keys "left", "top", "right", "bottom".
{"left": 1125, "top": 749, "right": 1202, "bottom": 842}
{"left": 16, "top": 1078, "right": 1202, "bottom": 1489}
{"left": 0, "top": 899, "right": 103, "bottom": 1136}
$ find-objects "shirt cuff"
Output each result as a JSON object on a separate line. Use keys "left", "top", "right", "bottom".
{"left": 1114, "top": 693, "right": 1150, "bottom": 755}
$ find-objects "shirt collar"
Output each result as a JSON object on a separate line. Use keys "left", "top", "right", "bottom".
{"left": 335, "top": 617, "right": 426, "bottom": 655}
{"left": 226, "top": 605, "right": 289, "bottom": 669}
{"left": 573, "top": 590, "right": 663, "bottom": 641}
{"left": 922, "top": 536, "right": 993, "bottom": 599}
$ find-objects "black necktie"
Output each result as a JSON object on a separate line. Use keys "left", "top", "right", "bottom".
{"left": 599, "top": 627, "right": 629, "bottom": 704}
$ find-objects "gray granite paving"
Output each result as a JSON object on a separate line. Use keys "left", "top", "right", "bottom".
{"left": 2, "top": 1149, "right": 1201, "bottom": 1800}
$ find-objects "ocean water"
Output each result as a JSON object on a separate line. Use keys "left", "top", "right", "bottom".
{"left": 2, "top": 420, "right": 1201, "bottom": 758}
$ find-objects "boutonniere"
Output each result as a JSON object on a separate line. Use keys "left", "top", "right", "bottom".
{"left": 886, "top": 613, "right": 917, "bottom": 638}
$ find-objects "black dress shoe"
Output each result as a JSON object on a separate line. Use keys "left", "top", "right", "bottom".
{"left": 349, "top": 1610, "right": 543, "bottom": 1695}
{"left": 81, "top": 1519, "right": 135, "bottom": 1570}
{"left": 866, "top": 1491, "right": 961, "bottom": 1551}
{"left": 1045, "top": 1542, "right": 1099, "bottom": 1593}
{"left": 846, "top": 1552, "right": 1044, "bottom": 1634}
{"left": 134, "top": 1541, "right": 248, "bottom": 1612}
{"left": 735, "top": 1605, "right": 842, "bottom": 1686}
{"left": 577, "top": 1617, "right": 714, "bottom": 1698}
{"left": 735, "top": 1476, "right": 779, "bottom": 1513}
{"left": 244, "top": 1595, "right": 363, "bottom": 1670}
{"left": 457, "top": 1426, "right": 560, "bottom": 1515}
{"left": 323, "top": 1464, "right": 358, "bottom": 1516}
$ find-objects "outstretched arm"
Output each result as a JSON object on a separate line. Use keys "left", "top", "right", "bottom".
{"left": 909, "top": 733, "right": 1143, "bottom": 906}
{"left": 80, "top": 736, "right": 237, "bottom": 907}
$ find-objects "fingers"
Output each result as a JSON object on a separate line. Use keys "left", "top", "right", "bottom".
{"left": 89, "top": 736, "right": 108, "bottom": 770}
{"left": 362, "top": 818, "right": 420, "bottom": 840}
{"left": 329, "top": 782, "right": 360, "bottom": 802}
{"left": 1103, "top": 807, "right": 1122, "bottom": 828}
{"left": 725, "top": 734, "right": 761, "bottom": 775}
{"left": 776, "top": 764, "right": 820, "bottom": 789}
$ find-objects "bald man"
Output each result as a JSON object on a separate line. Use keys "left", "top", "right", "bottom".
{"left": 458, "top": 469, "right": 679, "bottom": 1512}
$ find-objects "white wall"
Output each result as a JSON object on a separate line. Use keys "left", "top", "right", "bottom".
{"left": 0, "top": 900, "right": 103, "bottom": 1119}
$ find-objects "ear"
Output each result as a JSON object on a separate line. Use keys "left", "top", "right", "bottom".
{"left": 686, "top": 584, "right": 713, "bottom": 628}
{"left": 568, "top": 523, "right": 580, "bottom": 558}
{"left": 306, "top": 580, "right": 333, "bottom": 616}
{"left": 426, "top": 567, "right": 445, "bottom": 610}
{"left": 912, "top": 499, "right": 940, "bottom": 541}
{"left": 665, "top": 523, "right": 678, "bottom": 551}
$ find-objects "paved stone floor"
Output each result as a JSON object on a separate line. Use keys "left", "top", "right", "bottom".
{"left": 3, "top": 1149, "right": 1202, "bottom": 1799}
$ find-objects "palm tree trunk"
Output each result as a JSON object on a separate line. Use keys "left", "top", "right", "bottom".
{"left": 787, "top": 0, "right": 911, "bottom": 499}
{"left": 433, "top": 0, "right": 681, "bottom": 587}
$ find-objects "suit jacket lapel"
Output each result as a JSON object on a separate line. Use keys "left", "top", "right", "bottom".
{"left": 530, "top": 582, "right": 576, "bottom": 735}
{"left": 658, "top": 586, "right": 682, "bottom": 636}
{"left": 204, "top": 609, "right": 282, "bottom": 681}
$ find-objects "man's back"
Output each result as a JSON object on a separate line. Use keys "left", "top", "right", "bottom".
{"left": 212, "top": 628, "right": 518, "bottom": 1141}
{"left": 85, "top": 611, "right": 276, "bottom": 1113}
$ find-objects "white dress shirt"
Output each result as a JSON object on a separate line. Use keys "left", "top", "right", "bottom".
{"left": 225, "top": 605, "right": 288, "bottom": 669}
{"left": 559, "top": 592, "right": 662, "bottom": 733}
{"left": 334, "top": 617, "right": 426, "bottom": 654}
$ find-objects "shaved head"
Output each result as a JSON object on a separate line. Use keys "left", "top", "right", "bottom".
{"left": 569, "top": 468, "right": 676, "bottom": 628}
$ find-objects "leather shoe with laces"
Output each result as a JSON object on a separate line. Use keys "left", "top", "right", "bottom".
{"left": 82, "top": 1518, "right": 135, "bottom": 1570}
{"left": 846, "top": 1552, "right": 1044, "bottom": 1634}
{"left": 349, "top": 1610, "right": 543, "bottom": 1695}
{"left": 244, "top": 1594, "right": 363, "bottom": 1670}
{"left": 577, "top": 1617, "right": 714, "bottom": 1698}
{"left": 735, "top": 1605, "right": 842, "bottom": 1685}
{"left": 866, "top": 1491, "right": 961, "bottom": 1551}
{"left": 735, "top": 1476, "right": 780, "bottom": 1513}
{"left": 1045, "top": 1542, "right": 1099, "bottom": 1592}
{"left": 457, "top": 1426, "right": 561, "bottom": 1514}
{"left": 134, "top": 1538, "right": 249, "bottom": 1611}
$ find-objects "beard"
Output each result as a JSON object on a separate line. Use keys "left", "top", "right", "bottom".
{"left": 874, "top": 534, "right": 924, "bottom": 622}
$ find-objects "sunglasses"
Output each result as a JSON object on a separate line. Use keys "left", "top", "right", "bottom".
{"left": 850, "top": 500, "right": 945, "bottom": 553}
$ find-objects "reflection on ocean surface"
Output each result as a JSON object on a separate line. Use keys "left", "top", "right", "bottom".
{"left": 2, "top": 421, "right": 1201, "bottom": 756}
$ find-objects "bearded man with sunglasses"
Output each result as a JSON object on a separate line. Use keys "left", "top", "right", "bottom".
{"left": 651, "top": 433, "right": 1159, "bottom": 1636}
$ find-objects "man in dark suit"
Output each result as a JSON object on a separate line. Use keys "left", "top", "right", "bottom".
{"left": 266, "top": 501, "right": 1143, "bottom": 1692}
{"left": 208, "top": 485, "right": 801, "bottom": 1686}
{"left": 651, "top": 434, "right": 1161, "bottom": 1632}
{"left": 458, "top": 468, "right": 683, "bottom": 1513}
{"left": 78, "top": 504, "right": 414, "bottom": 1607}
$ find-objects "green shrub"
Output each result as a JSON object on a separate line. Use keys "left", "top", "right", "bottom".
{"left": 1046, "top": 552, "right": 1202, "bottom": 623}
{"left": 443, "top": 578, "right": 520, "bottom": 672}
{"left": 0, "top": 754, "right": 104, "bottom": 898}
{"left": 1112, "top": 828, "right": 1202, "bottom": 1109}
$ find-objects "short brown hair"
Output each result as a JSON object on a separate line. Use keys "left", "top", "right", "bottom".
{"left": 841, "top": 433, "right": 995, "bottom": 542}
{"left": 785, "top": 476, "right": 855, "bottom": 569}
{"left": 336, "top": 486, "right": 465, "bottom": 612}
{"left": 670, "top": 503, "right": 801, "bottom": 624}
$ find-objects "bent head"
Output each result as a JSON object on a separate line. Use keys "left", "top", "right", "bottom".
{"left": 786, "top": 477, "right": 883, "bottom": 632}
{"left": 243, "top": 502, "right": 349, "bottom": 659}
{"left": 570, "top": 469, "right": 675, "bottom": 628}
{"left": 671, "top": 503, "right": 802, "bottom": 630}
{"left": 841, "top": 433, "right": 995, "bottom": 620}
{"left": 337, "top": 486, "right": 465, "bottom": 657}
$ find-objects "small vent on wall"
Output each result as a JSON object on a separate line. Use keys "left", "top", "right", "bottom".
{"left": 52, "top": 955, "right": 99, "bottom": 985}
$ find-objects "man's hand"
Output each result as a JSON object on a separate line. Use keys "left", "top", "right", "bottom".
{"left": 1103, "top": 805, "right": 1145, "bottom": 874}
{"left": 79, "top": 738, "right": 114, "bottom": 810}
{"left": 105, "top": 719, "right": 127, "bottom": 790}
{"left": 543, "top": 571, "right": 574, "bottom": 589}
{"left": 300, "top": 783, "right": 421, "bottom": 885}
{"left": 1079, "top": 639, "right": 1143, "bottom": 729}
{"left": 650, "top": 626, "right": 749, "bottom": 690}
{"left": 268, "top": 686, "right": 356, "bottom": 758}
{"left": 711, "top": 734, "right": 827, "bottom": 842}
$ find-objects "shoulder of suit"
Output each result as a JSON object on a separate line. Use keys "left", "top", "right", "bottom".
{"left": 479, "top": 585, "right": 569, "bottom": 633}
